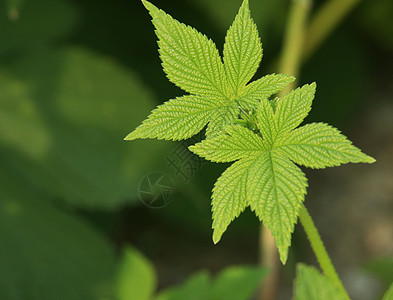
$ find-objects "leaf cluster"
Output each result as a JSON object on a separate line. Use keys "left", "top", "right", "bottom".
{"left": 127, "top": 0, "right": 375, "bottom": 263}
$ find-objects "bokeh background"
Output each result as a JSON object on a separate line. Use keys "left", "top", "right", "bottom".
{"left": 0, "top": 0, "right": 392, "bottom": 299}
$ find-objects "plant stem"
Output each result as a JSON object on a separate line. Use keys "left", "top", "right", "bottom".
{"left": 303, "top": 0, "right": 362, "bottom": 61}
{"left": 279, "top": 0, "right": 312, "bottom": 94}
{"left": 259, "top": 226, "right": 279, "bottom": 300}
{"left": 267, "top": 0, "right": 362, "bottom": 73}
{"left": 299, "top": 206, "right": 351, "bottom": 300}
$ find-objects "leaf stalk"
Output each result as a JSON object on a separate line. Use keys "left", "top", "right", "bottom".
{"left": 299, "top": 206, "right": 351, "bottom": 300}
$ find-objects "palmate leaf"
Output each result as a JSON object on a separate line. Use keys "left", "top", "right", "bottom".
{"left": 126, "top": 0, "right": 294, "bottom": 141}
{"left": 190, "top": 84, "right": 375, "bottom": 263}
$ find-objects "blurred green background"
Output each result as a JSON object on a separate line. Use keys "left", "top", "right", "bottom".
{"left": 0, "top": 0, "right": 392, "bottom": 299}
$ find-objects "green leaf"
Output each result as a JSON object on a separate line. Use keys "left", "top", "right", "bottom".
{"left": 249, "top": 152, "right": 308, "bottom": 263}
{"left": 131, "top": 0, "right": 375, "bottom": 265}
{"left": 275, "top": 83, "right": 316, "bottom": 136}
{"left": 209, "top": 266, "right": 268, "bottom": 300}
{"left": 155, "top": 266, "right": 267, "bottom": 300}
{"left": 0, "top": 169, "right": 116, "bottom": 300}
{"left": 205, "top": 104, "right": 239, "bottom": 138}
{"left": 255, "top": 98, "right": 276, "bottom": 145}
{"left": 127, "top": 0, "right": 293, "bottom": 141}
{"left": 293, "top": 264, "right": 347, "bottom": 300}
{"left": 190, "top": 125, "right": 267, "bottom": 163}
{"left": 382, "top": 283, "right": 393, "bottom": 300}
{"left": 115, "top": 246, "right": 156, "bottom": 300}
{"left": 155, "top": 271, "right": 210, "bottom": 300}
{"left": 223, "top": 0, "right": 262, "bottom": 95}
{"left": 125, "top": 95, "right": 217, "bottom": 141}
{"left": 142, "top": 0, "right": 228, "bottom": 99}
{"left": 276, "top": 123, "right": 376, "bottom": 168}
{"left": 211, "top": 157, "right": 259, "bottom": 244}
{"left": 239, "top": 74, "right": 295, "bottom": 107}
{"left": 191, "top": 83, "right": 375, "bottom": 263}
{"left": 0, "top": 46, "right": 172, "bottom": 209}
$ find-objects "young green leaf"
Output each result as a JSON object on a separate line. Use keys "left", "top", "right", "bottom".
{"left": 155, "top": 271, "right": 211, "bottom": 300}
{"left": 155, "top": 266, "right": 267, "bottom": 300}
{"left": 115, "top": 246, "right": 156, "bottom": 300}
{"left": 190, "top": 83, "right": 375, "bottom": 263}
{"left": 223, "top": 0, "right": 262, "bottom": 95}
{"left": 293, "top": 264, "right": 347, "bottom": 300}
{"left": 209, "top": 266, "right": 268, "bottom": 300}
{"left": 125, "top": 0, "right": 294, "bottom": 141}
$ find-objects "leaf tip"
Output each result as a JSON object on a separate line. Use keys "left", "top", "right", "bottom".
{"left": 141, "top": 0, "right": 148, "bottom": 8}
{"left": 188, "top": 144, "right": 202, "bottom": 157}
{"left": 124, "top": 131, "right": 139, "bottom": 141}
{"left": 279, "top": 249, "right": 288, "bottom": 265}
{"left": 212, "top": 230, "right": 222, "bottom": 244}
{"left": 141, "top": 0, "right": 158, "bottom": 15}
{"left": 288, "top": 75, "right": 296, "bottom": 82}
{"left": 238, "top": 0, "right": 251, "bottom": 19}
{"left": 364, "top": 155, "right": 376, "bottom": 164}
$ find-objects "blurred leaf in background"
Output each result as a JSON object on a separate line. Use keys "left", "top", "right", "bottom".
{"left": 0, "top": 168, "right": 116, "bottom": 300}
{"left": 155, "top": 266, "right": 268, "bottom": 300}
{"left": 116, "top": 246, "right": 156, "bottom": 300}
{"left": 293, "top": 264, "right": 346, "bottom": 300}
{"left": 115, "top": 246, "right": 267, "bottom": 300}
{"left": 156, "top": 271, "right": 210, "bottom": 300}
{"left": 0, "top": 46, "right": 173, "bottom": 208}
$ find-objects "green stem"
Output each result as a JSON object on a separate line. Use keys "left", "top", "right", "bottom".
{"left": 299, "top": 206, "right": 351, "bottom": 300}
{"left": 268, "top": 0, "right": 362, "bottom": 73}
{"left": 279, "top": 0, "right": 312, "bottom": 94}
{"left": 303, "top": 0, "right": 362, "bottom": 61}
